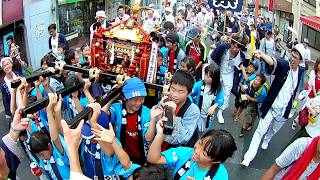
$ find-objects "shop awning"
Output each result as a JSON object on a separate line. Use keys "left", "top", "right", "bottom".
{"left": 273, "top": 0, "right": 292, "bottom": 13}
{"left": 300, "top": 16, "right": 320, "bottom": 30}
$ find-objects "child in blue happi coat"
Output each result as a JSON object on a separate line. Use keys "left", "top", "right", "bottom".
{"left": 234, "top": 61, "right": 258, "bottom": 122}
{"left": 148, "top": 124, "right": 237, "bottom": 180}
{"left": 191, "top": 64, "right": 224, "bottom": 133}
{"left": 79, "top": 102, "right": 139, "bottom": 179}
{"left": 29, "top": 93, "right": 70, "bottom": 180}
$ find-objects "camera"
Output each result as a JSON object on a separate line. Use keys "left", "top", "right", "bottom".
{"left": 162, "top": 98, "right": 174, "bottom": 135}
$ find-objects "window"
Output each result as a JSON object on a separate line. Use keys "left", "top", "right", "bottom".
{"left": 301, "top": 25, "right": 320, "bottom": 50}
{"left": 303, "top": 0, "right": 316, "bottom": 7}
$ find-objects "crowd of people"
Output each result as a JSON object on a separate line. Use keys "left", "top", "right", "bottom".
{"left": 0, "top": 0, "right": 319, "bottom": 180}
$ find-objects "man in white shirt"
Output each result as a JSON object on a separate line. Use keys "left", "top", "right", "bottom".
{"left": 196, "top": 7, "right": 209, "bottom": 27}
{"left": 164, "top": 7, "right": 175, "bottom": 24}
{"left": 148, "top": 4, "right": 161, "bottom": 20}
{"left": 90, "top": 10, "right": 111, "bottom": 46}
{"left": 142, "top": 9, "right": 159, "bottom": 34}
{"left": 241, "top": 44, "right": 306, "bottom": 167}
{"left": 114, "top": 5, "right": 130, "bottom": 24}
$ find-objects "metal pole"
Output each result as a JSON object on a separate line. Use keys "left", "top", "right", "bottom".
{"left": 255, "top": 0, "right": 259, "bottom": 27}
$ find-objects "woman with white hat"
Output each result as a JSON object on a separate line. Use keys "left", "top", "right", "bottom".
{"left": 90, "top": 10, "right": 111, "bottom": 46}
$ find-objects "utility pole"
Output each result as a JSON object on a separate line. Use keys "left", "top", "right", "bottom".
{"left": 255, "top": 0, "right": 259, "bottom": 27}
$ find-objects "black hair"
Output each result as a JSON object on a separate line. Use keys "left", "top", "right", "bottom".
{"left": 163, "top": 21, "right": 175, "bottom": 31}
{"left": 132, "top": 165, "right": 166, "bottom": 180}
{"left": 58, "top": 43, "right": 65, "bottom": 50}
{"left": 255, "top": 73, "right": 266, "bottom": 85}
{"left": 81, "top": 44, "right": 89, "bottom": 51}
{"left": 6, "top": 35, "right": 13, "bottom": 42}
{"left": 48, "top": 24, "right": 57, "bottom": 31}
{"left": 181, "top": 56, "right": 196, "bottom": 74}
{"left": 159, "top": 36, "right": 166, "bottom": 48}
{"left": 292, "top": 48, "right": 303, "bottom": 61}
{"left": 29, "top": 131, "right": 51, "bottom": 154}
{"left": 64, "top": 75, "right": 82, "bottom": 98}
{"left": 41, "top": 54, "right": 49, "bottom": 67}
{"left": 170, "top": 69, "right": 195, "bottom": 93}
{"left": 157, "top": 50, "right": 163, "bottom": 58}
{"left": 64, "top": 49, "right": 76, "bottom": 65}
{"left": 201, "top": 129, "right": 237, "bottom": 163}
{"left": 204, "top": 64, "right": 221, "bottom": 94}
{"left": 118, "top": 5, "right": 125, "bottom": 11}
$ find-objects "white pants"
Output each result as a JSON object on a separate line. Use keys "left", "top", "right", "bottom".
{"left": 220, "top": 73, "right": 233, "bottom": 110}
{"left": 243, "top": 109, "right": 287, "bottom": 162}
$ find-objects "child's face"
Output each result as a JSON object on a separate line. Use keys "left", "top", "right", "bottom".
{"left": 247, "top": 64, "right": 256, "bottom": 74}
{"left": 253, "top": 76, "right": 262, "bottom": 89}
{"left": 204, "top": 72, "right": 212, "bottom": 85}
{"left": 179, "top": 61, "right": 188, "bottom": 71}
{"left": 57, "top": 47, "right": 64, "bottom": 54}
{"left": 72, "top": 53, "right": 80, "bottom": 65}
{"left": 126, "top": 96, "right": 145, "bottom": 113}
{"left": 42, "top": 62, "right": 49, "bottom": 71}
{"left": 36, "top": 145, "right": 52, "bottom": 160}
{"left": 169, "top": 83, "right": 189, "bottom": 105}
{"left": 83, "top": 46, "right": 91, "bottom": 56}
{"left": 166, "top": 41, "right": 174, "bottom": 49}
{"left": 192, "top": 138, "right": 213, "bottom": 164}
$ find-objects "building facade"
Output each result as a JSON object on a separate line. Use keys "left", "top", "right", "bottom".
{"left": 292, "top": 0, "right": 320, "bottom": 51}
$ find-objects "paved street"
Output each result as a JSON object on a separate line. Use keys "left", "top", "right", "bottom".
{"left": 0, "top": 92, "right": 301, "bottom": 180}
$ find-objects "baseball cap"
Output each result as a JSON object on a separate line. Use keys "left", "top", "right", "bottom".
{"left": 303, "top": 38, "right": 309, "bottom": 44}
{"left": 186, "top": 28, "right": 201, "bottom": 40}
{"left": 81, "top": 111, "right": 110, "bottom": 139}
{"left": 165, "top": 32, "right": 179, "bottom": 44}
{"left": 293, "top": 43, "right": 306, "bottom": 60}
{"left": 122, "top": 77, "right": 147, "bottom": 100}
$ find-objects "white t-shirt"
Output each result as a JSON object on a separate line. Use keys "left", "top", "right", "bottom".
{"left": 115, "top": 14, "right": 130, "bottom": 24}
{"left": 165, "top": 14, "right": 175, "bottom": 24}
{"left": 220, "top": 49, "right": 242, "bottom": 75}
{"left": 51, "top": 33, "right": 59, "bottom": 54}
{"left": 272, "top": 68, "right": 299, "bottom": 115}
{"left": 275, "top": 137, "right": 319, "bottom": 180}
{"left": 142, "top": 16, "right": 159, "bottom": 33}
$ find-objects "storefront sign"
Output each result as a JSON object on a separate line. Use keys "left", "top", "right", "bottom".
{"left": 208, "top": 0, "right": 243, "bottom": 12}
{"left": 2, "top": 0, "right": 23, "bottom": 24}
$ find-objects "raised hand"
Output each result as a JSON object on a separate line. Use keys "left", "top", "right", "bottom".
{"left": 83, "top": 79, "right": 91, "bottom": 91}
{"left": 61, "top": 119, "right": 84, "bottom": 151}
{"left": 11, "top": 107, "right": 31, "bottom": 132}
{"left": 151, "top": 105, "right": 164, "bottom": 119}
{"left": 54, "top": 94, "right": 62, "bottom": 113}
{"left": 92, "top": 123, "right": 116, "bottom": 144}
{"left": 87, "top": 103, "right": 101, "bottom": 124}
{"left": 46, "top": 93, "right": 58, "bottom": 112}
{"left": 156, "top": 117, "right": 167, "bottom": 136}
{"left": 254, "top": 50, "right": 263, "bottom": 59}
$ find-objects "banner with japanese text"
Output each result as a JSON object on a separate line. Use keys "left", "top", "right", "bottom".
{"left": 208, "top": 0, "right": 243, "bottom": 12}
